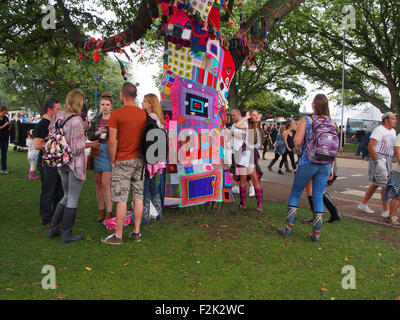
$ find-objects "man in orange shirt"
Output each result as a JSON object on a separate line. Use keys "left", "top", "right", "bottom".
{"left": 101, "top": 82, "right": 147, "bottom": 245}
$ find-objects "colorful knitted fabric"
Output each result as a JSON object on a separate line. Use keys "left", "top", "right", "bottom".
{"left": 239, "top": 186, "right": 246, "bottom": 207}
{"left": 284, "top": 206, "right": 297, "bottom": 235}
{"left": 312, "top": 212, "right": 324, "bottom": 240}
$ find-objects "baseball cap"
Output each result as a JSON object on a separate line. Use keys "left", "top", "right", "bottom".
{"left": 382, "top": 112, "right": 397, "bottom": 120}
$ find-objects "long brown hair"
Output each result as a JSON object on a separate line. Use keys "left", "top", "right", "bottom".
{"left": 248, "top": 109, "right": 264, "bottom": 145}
{"left": 313, "top": 94, "right": 330, "bottom": 116}
{"left": 144, "top": 93, "right": 165, "bottom": 126}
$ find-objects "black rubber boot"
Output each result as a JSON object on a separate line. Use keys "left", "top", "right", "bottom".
{"left": 48, "top": 203, "right": 65, "bottom": 238}
{"left": 303, "top": 196, "right": 314, "bottom": 224}
{"left": 61, "top": 207, "right": 84, "bottom": 243}
{"left": 323, "top": 192, "right": 342, "bottom": 223}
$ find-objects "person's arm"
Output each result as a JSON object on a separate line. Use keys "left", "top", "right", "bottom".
{"left": 283, "top": 130, "right": 291, "bottom": 151}
{"left": 235, "top": 112, "right": 250, "bottom": 130}
{"left": 294, "top": 117, "right": 306, "bottom": 149}
{"left": 368, "top": 138, "right": 379, "bottom": 164}
{"left": 395, "top": 146, "right": 400, "bottom": 167}
{"left": 34, "top": 138, "right": 44, "bottom": 151}
{"left": 108, "top": 127, "right": 117, "bottom": 167}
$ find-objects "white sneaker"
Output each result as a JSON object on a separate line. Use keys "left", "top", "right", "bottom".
{"left": 232, "top": 186, "right": 240, "bottom": 194}
{"left": 357, "top": 203, "right": 374, "bottom": 214}
{"left": 249, "top": 186, "right": 255, "bottom": 197}
{"left": 381, "top": 210, "right": 389, "bottom": 218}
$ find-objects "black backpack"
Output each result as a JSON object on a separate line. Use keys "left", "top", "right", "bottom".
{"left": 140, "top": 112, "right": 167, "bottom": 165}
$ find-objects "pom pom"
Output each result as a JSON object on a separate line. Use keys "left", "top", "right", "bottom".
{"left": 50, "top": 81, "right": 54, "bottom": 85}
{"left": 163, "top": 64, "right": 168, "bottom": 70}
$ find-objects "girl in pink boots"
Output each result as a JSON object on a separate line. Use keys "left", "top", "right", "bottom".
{"left": 26, "top": 129, "right": 39, "bottom": 180}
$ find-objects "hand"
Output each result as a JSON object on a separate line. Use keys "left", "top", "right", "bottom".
{"left": 95, "top": 127, "right": 106, "bottom": 136}
{"left": 92, "top": 140, "right": 100, "bottom": 149}
{"left": 111, "top": 162, "right": 115, "bottom": 168}
{"left": 245, "top": 111, "right": 251, "bottom": 119}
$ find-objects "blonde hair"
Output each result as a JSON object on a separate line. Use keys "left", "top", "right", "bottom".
{"left": 99, "top": 92, "right": 113, "bottom": 107}
{"left": 279, "top": 125, "right": 286, "bottom": 135}
{"left": 64, "top": 89, "right": 84, "bottom": 114}
{"left": 144, "top": 93, "right": 164, "bottom": 126}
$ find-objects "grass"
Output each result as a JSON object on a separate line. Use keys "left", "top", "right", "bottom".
{"left": 0, "top": 147, "right": 399, "bottom": 300}
{"left": 343, "top": 143, "right": 358, "bottom": 153}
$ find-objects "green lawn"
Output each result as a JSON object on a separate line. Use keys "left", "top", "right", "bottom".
{"left": 343, "top": 143, "right": 358, "bottom": 153}
{"left": 0, "top": 148, "right": 399, "bottom": 300}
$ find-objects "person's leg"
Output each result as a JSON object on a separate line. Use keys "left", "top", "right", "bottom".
{"left": 158, "top": 168, "right": 166, "bottom": 208}
{"left": 239, "top": 173, "right": 247, "bottom": 208}
{"left": 310, "top": 164, "right": 331, "bottom": 242}
{"left": 248, "top": 179, "right": 255, "bottom": 197}
{"left": 114, "top": 202, "right": 127, "bottom": 239}
{"left": 268, "top": 152, "right": 280, "bottom": 170}
{"left": 388, "top": 199, "right": 400, "bottom": 225}
{"left": 381, "top": 187, "right": 389, "bottom": 212}
{"left": 40, "top": 165, "right": 63, "bottom": 226}
{"left": 61, "top": 169, "right": 84, "bottom": 242}
{"left": 95, "top": 172, "right": 105, "bottom": 221}
{"left": 250, "top": 169, "right": 263, "bottom": 211}
{"left": 29, "top": 157, "right": 39, "bottom": 179}
{"left": 103, "top": 159, "right": 131, "bottom": 243}
{"left": 102, "top": 171, "right": 113, "bottom": 218}
{"left": 356, "top": 143, "right": 361, "bottom": 155}
{"left": 142, "top": 173, "right": 151, "bottom": 226}
{"left": 0, "top": 139, "right": 9, "bottom": 171}
{"left": 130, "top": 158, "right": 145, "bottom": 238}
{"left": 303, "top": 180, "right": 314, "bottom": 224}
{"left": 289, "top": 151, "right": 296, "bottom": 170}
{"left": 48, "top": 166, "right": 69, "bottom": 236}
{"left": 279, "top": 163, "right": 316, "bottom": 236}
{"left": 362, "top": 184, "right": 379, "bottom": 205}
{"left": 150, "top": 174, "right": 163, "bottom": 219}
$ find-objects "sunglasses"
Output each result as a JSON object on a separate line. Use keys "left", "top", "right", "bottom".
{"left": 101, "top": 95, "right": 112, "bottom": 98}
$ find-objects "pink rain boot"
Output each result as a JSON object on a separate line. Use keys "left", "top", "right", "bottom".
{"left": 29, "top": 171, "right": 39, "bottom": 180}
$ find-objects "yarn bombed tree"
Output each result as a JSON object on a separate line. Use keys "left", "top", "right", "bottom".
{"left": 77, "top": 0, "right": 305, "bottom": 208}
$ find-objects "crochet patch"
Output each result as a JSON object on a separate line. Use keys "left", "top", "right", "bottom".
{"left": 170, "top": 77, "right": 218, "bottom": 131}
{"left": 179, "top": 169, "right": 223, "bottom": 207}
{"left": 167, "top": 42, "right": 193, "bottom": 79}
{"left": 188, "top": 0, "right": 215, "bottom": 22}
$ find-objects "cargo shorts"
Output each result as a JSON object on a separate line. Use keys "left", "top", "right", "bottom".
{"left": 111, "top": 157, "right": 145, "bottom": 203}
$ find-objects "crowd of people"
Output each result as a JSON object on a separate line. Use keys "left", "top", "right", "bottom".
{"left": 1, "top": 88, "right": 399, "bottom": 246}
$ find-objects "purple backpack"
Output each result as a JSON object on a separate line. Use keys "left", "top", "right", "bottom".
{"left": 305, "top": 115, "right": 339, "bottom": 164}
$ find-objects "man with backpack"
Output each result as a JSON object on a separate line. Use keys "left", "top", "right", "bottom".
{"left": 101, "top": 82, "right": 147, "bottom": 245}
{"left": 357, "top": 112, "right": 397, "bottom": 218}
{"left": 33, "top": 99, "right": 63, "bottom": 229}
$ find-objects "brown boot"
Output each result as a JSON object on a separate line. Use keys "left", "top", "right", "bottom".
{"left": 105, "top": 211, "right": 112, "bottom": 220}
{"left": 97, "top": 209, "right": 105, "bottom": 222}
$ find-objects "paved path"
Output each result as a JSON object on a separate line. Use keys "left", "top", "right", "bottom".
{"left": 256, "top": 150, "right": 400, "bottom": 229}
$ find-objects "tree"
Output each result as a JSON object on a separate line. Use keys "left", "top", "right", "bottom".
{"left": 0, "top": 46, "right": 126, "bottom": 113}
{"left": 264, "top": 0, "right": 400, "bottom": 119}
{"left": 228, "top": 48, "right": 306, "bottom": 110}
{"left": 244, "top": 91, "right": 301, "bottom": 117}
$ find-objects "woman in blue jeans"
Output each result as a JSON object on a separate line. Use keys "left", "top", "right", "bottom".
{"left": 278, "top": 94, "right": 336, "bottom": 242}
{"left": 140, "top": 94, "right": 166, "bottom": 225}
